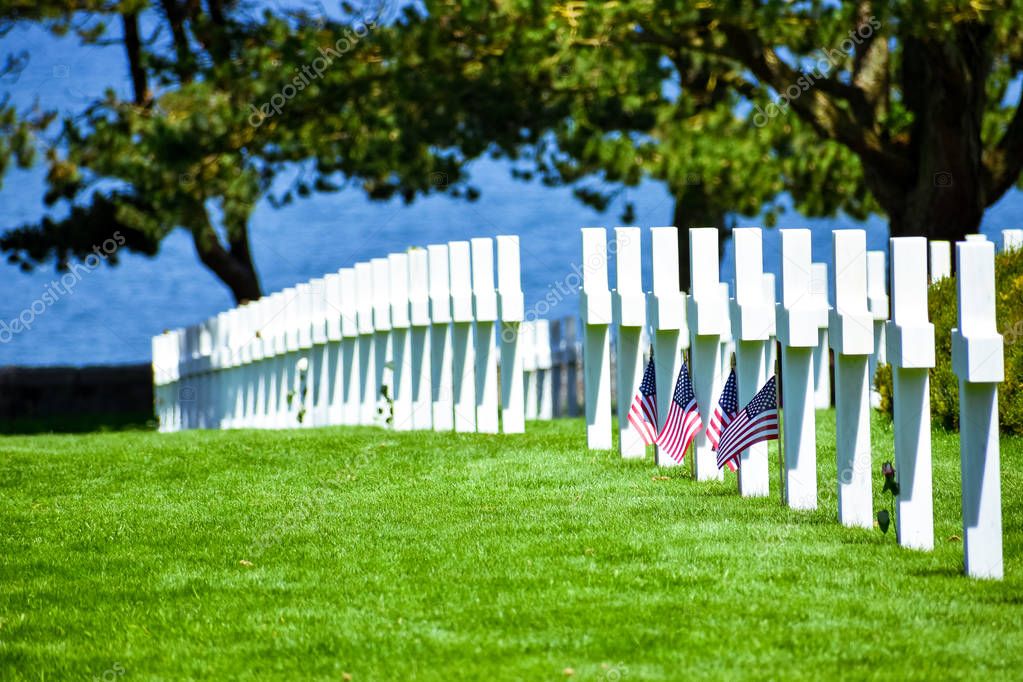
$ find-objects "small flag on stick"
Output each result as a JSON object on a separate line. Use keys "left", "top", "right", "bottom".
{"left": 715, "top": 375, "right": 780, "bottom": 471}
{"left": 707, "top": 369, "right": 739, "bottom": 471}
{"left": 655, "top": 362, "right": 702, "bottom": 464}
{"left": 627, "top": 354, "right": 658, "bottom": 445}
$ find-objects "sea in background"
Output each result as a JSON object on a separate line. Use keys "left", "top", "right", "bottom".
{"left": 1, "top": 23, "right": 1021, "bottom": 367}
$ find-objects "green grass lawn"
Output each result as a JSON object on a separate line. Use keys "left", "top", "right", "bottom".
{"left": 1, "top": 412, "right": 1021, "bottom": 680}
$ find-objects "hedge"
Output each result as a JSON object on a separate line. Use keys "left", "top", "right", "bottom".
{"left": 876, "top": 245, "right": 1023, "bottom": 435}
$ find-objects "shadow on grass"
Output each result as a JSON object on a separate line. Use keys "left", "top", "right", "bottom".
{"left": 0, "top": 411, "right": 156, "bottom": 435}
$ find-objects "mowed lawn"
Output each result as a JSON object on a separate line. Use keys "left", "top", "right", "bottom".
{"left": 1, "top": 412, "right": 1021, "bottom": 681}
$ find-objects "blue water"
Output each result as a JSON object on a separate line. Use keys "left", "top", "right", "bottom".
{"left": 1, "top": 24, "right": 1021, "bottom": 367}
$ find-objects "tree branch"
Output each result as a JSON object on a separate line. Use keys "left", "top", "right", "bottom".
{"left": 851, "top": 2, "right": 889, "bottom": 123}
{"left": 717, "top": 22, "right": 909, "bottom": 176}
{"left": 121, "top": 12, "right": 151, "bottom": 106}
{"left": 191, "top": 208, "right": 261, "bottom": 302}
{"left": 638, "top": 19, "right": 912, "bottom": 183}
{"left": 159, "top": 0, "right": 194, "bottom": 82}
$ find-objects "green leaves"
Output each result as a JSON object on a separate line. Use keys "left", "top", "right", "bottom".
{"left": 1, "top": 2, "right": 519, "bottom": 300}
{"left": 6, "top": 0, "right": 1022, "bottom": 301}
{"left": 417, "top": 0, "right": 878, "bottom": 232}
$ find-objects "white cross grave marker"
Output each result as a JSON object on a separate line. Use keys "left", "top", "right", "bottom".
{"left": 296, "top": 282, "right": 315, "bottom": 428}
{"left": 232, "top": 300, "right": 247, "bottom": 429}
{"left": 449, "top": 241, "right": 477, "bottom": 432}
{"left": 388, "top": 252, "right": 413, "bottom": 430}
{"left": 249, "top": 302, "right": 268, "bottom": 429}
{"left": 428, "top": 244, "right": 455, "bottom": 430}
{"left": 777, "top": 229, "right": 818, "bottom": 510}
{"left": 254, "top": 297, "right": 274, "bottom": 429}
{"left": 260, "top": 293, "right": 281, "bottom": 429}
{"left": 1002, "top": 229, "right": 1023, "bottom": 251}
{"left": 354, "top": 264, "right": 377, "bottom": 425}
{"left": 886, "top": 237, "right": 935, "bottom": 550}
{"left": 371, "top": 258, "right": 393, "bottom": 428}
{"left": 951, "top": 240, "right": 1004, "bottom": 579}
{"left": 278, "top": 287, "right": 300, "bottom": 428}
{"left": 929, "top": 241, "right": 952, "bottom": 283}
{"left": 829, "top": 230, "right": 874, "bottom": 528}
{"left": 408, "top": 249, "right": 433, "bottom": 430}
{"left": 730, "top": 228, "right": 773, "bottom": 496}
{"left": 339, "top": 268, "right": 361, "bottom": 426}
{"left": 229, "top": 304, "right": 247, "bottom": 428}
{"left": 168, "top": 328, "right": 185, "bottom": 431}
{"left": 324, "top": 272, "right": 344, "bottom": 426}
{"left": 310, "top": 277, "right": 331, "bottom": 427}
{"left": 648, "top": 227, "right": 688, "bottom": 466}
{"left": 497, "top": 235, "right": 525, "bottom": 433}
{"left": 687, "top": 227, "right": 727, "bottom": 480}
{"left": 152, "top": 331, "right": 174, "bottom": 432}
{"left": 612, "top": 226, "right": 647, "bottom": 458}
{"left": 580, "top": 227, "right": 613, "bottom": 450}
{"left": 212, "top": 310, "right": 228, "bottom": 429}
{"left": 237, "top": 304, "right": 257, "bottom": 428}
{"left": 198, "top": 317, "right": 215, "bottom": 429}
{"left": 471, "top": 238, "right": 500, "bottom": 433}
{"left": 186, "top": 323, "right": 202, "bottom": 429}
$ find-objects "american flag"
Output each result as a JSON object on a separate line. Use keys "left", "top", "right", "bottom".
{"left": 707, "top": 369, "right": 739, "bottom": 471}
{"left": 627, "top": 354, "right": 658, "bottom": 445}
{"left": 655, "top": 362, "right": 702, "bottom": 464}
{"left": 714, "top": 375, "right": 779, "bottom": 470}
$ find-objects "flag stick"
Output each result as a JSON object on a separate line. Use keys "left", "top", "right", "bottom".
{"left": 686, "top": 346, "right": 696, "bottom": 478}
{"left": 774, "top": 338, "right": 785, "bottom": 504}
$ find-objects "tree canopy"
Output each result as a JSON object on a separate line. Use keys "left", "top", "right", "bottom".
{"left": 411, "top": 0, "right": 1023, "bottom": 283}
{"left": 404, "top": 0, "right": 880, "bottom": 284}
{"left": 0, "top": 0, "right": 549, "bottom": 301}
{"left": 3, "top": 0, "right": 1023, "bottom": 298}
{"left": 517, "top": 1, "right": 1022, "bottom": 236}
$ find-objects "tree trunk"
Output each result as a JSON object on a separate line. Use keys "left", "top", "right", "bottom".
{"left": 191, "top": 219, "right": 262, "bottom": 304}
{"left": 883, "top": 163, "right": 985, "bottom": 244}
{"left": 672, "top": 186, "right": 728, "bottom": 293}
{"left": 866, "top": 24, "right": 991, "bottom": 246}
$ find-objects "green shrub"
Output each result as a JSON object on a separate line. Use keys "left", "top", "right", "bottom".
{"left": 876, "top": 246, "right": 1023, "bottom": 434}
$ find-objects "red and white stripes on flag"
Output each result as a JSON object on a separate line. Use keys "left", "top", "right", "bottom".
{"left": 655, "top": 362, "right": 702, "bottom": 464}
{"left": 627, "top": 354, "right": 658, "bottom": 445}
{"left": 715, "top": 375, "right": 780, "bottom": 471}
{"left": 707, "top": 369, "right": 739, "bottom": 471}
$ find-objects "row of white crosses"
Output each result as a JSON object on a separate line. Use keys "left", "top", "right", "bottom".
{"left": 586, "top": 226, "right": 776, "bottom": 486}
{"left": 581, "top": 225, "right": 1013, "bottom": 579}
{"left": 152, "top": 236, "right": 554, "bottom": 435}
